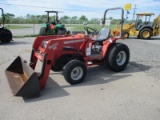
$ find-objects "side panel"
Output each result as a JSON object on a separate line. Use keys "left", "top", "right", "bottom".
{"left": 32, "top": 35, "right": 66, "bottom": 50}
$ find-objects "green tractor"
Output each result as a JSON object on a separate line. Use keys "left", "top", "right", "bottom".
{"left": 0, "top": 8, "right": 12, "bottom": 43}
{"left": 39, "top": 11, "right": 67, "bottom": 36}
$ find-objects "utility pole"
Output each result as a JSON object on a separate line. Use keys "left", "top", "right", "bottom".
{"left": 132, "top": 4, "right": 137, "bottom": 21}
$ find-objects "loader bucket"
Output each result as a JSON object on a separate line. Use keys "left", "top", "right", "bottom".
{"left": 5, "top": 56, "right": 40, "bottom": 98}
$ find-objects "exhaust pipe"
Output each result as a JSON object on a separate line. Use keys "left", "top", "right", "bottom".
{"left": 5, "top": 56, "right": 40, "bottom": 98}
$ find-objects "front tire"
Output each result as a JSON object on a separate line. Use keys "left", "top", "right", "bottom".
{"left": 63, "top": 60, "right": 87, "bottom": 85}
{"left": 122, "top": 31, "right": 130, "bottom": 38}
{"left": 106, "top": 43, "right": 130, "bottom": 72}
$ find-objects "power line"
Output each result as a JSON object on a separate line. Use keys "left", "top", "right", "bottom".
{"left": 0, "top": 2, "right": 103, "bottom": 13}
{"left": 0, "top": 2, "right": 126, "bottom": 19}
{"left": 0, "top": 2, "right": 124, "bottom": 15}
{"left": 0, "top": 2, "right": 61, "bottom": 9}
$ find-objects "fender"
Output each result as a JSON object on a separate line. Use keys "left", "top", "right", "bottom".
{"left": 102, "top": 37, "right": 119, "bottom": 57}
{"left": 139, "top": 25, "right": 153, "bottom": 31}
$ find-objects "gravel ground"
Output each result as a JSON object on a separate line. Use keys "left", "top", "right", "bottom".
{"left": 0, "top": 36, "right": 160, "bottom": 120}
{"left": 120, "top": 36, "right": 160, "bottom": 80}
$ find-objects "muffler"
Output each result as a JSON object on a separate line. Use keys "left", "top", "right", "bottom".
{"left": 5, "top": 56, "right": 40, "bottom": 98}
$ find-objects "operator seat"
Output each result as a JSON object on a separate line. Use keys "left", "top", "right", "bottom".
{"left": 92, "top": 28, "right": 110, "bottom": 44}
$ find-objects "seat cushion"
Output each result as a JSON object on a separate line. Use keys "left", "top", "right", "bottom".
{"left": 92, "top": 28, "right": 110, "bottom": 41}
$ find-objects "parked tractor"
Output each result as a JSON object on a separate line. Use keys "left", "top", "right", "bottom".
{"left": 0, "top": 8, "right": 12, "bottom": 43}
{"left": 5, "top": 7, "right": 130, "bottom": 98}
{"left": 39, "top": 11, "right": 67, "bottom": 36}
{"left": 113, "top": 13, "right": 160, "bottom": 39}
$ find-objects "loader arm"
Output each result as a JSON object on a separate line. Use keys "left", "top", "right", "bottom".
{"left": 31, "top": 35, "right": 90, "bottom": 89}
{"left": 32, "top": 35, "right": 66, "bottom": 50}
{"left": 30, "top": 35, "right": 66, "bottom": 70}
{"left": 153, "top": 15, "right": 160, "bottom": 36}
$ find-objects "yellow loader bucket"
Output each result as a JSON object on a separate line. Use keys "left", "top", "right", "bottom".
{"left": 5, "top": 56, "right": 40, "bottom": 98}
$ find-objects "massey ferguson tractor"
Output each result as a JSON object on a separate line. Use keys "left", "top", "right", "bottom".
{"left": 5, "top": 7, "right": 130, "bottom": 98}
{"left": 0, "top": 8, "right": 12, "bottom": 43}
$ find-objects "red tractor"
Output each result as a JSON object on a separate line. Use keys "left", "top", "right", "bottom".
{"left": 5, "top": 7, "right": 130, "bottom": 98}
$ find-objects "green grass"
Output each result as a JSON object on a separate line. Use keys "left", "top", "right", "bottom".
{"left": 12, "top": 24, "right": 117, "bottom": 38}
{"left": 5, "top": 25, "right": 32, "bottom": 29}
{"left": 13, "top": 34, "right": 38, "bottom": 38}
{"left": 65, "top": 24, "right": 116, "bottom": 31}
{"left": 13, "top": 36, "right": 25, "bottom": 38}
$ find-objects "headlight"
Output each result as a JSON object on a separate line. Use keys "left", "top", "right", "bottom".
{"left": 42, "top": 41, "right": 48, "bottom": 48}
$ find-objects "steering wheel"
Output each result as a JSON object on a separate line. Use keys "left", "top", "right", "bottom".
{"left": 84, "top": 26, "right": 97, "bottom": 35}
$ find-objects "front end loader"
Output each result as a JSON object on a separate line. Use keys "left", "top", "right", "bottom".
{"left": 113, "top": 13, "right": 160, "bottom": 39}
{"left": 5, "top": 8, "right": 130, "bottom": 98}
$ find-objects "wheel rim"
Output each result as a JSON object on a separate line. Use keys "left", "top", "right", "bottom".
{"left": 116, "top": 51, "right": 127, "bottom": 66}
{"left": 142, "top": 31, "right": 149, "bottom": 38}
{"left": 123, "top": 33, "right": 128, "bottom": 38}
{"left": 71, "top": 67, "right": 83, "bottom": 80}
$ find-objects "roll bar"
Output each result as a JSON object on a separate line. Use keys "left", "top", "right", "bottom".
{"left": 0, "top": 8, "right": 5, "bottom": 26}
{"left": 102, "top": 7, "right": 124, "bottom": 37}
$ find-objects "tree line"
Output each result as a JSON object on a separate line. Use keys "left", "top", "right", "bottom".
{"left": 2, "top": 13, "right": 128, "bottom": 24}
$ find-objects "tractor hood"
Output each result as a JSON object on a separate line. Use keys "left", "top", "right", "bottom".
{"left": 55, "top": 23, "right": 65, "bottom": 28}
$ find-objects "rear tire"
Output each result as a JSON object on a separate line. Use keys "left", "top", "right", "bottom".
{"left": 4, "top": 29, "right": 12, "bottom": 43}
{"left": 106, "top": 43, "right": 130, "bottom": 72}
{"left": 0, "top": 29, "right": 12, "bottom": 43}
{"left": 58, "top": 28, "right": 66, "bottom": 35}
{"left": 63, "top": 60, "right": 86, "bottom": 85}
{"left": 39, "top": 27, "right": 46, "bottom": 36}
{"left": 139, "top": 28, "right": 152, "bottom": 39}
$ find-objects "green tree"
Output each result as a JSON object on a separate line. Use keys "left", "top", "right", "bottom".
{"left": 79, "top": 15, "right": 88, "bottom": 22}
{"left": 72, "top": 16, "right": 78, "bottom": 21}
{"left": 60, "top": 15, "right": 70, "bottom": 24}
{"left": 70, "top": 16, "right": 78, "bottom": 24}
{"left": 4, "top": 13, "right": 15, "bottom": 23}
{"left": 88, "top": 18, "right": 100, "bottom": 24}
{"left": 26, "top": 14, "right": 31, "bottom": 19}
{"left": 109, "top": 17, "right": 113, "bottom": 20}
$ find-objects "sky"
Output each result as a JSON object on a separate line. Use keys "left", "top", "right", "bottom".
{"left": 0, "top": 0, "right": 160, "bottom": 20}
